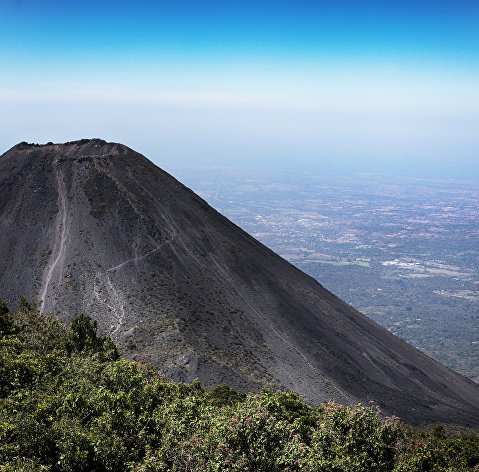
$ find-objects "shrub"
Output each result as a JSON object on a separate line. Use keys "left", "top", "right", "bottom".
{"left": 0, "top": 302, "right": 478, "bottom": 472}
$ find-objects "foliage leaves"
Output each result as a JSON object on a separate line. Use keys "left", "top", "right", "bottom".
{"left": 0, "top": 304, "right": 478, "bottom": 471}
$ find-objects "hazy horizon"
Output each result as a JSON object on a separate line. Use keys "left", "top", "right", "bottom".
{"left": 1, "top": 0, "right": 478, "bottom": 178}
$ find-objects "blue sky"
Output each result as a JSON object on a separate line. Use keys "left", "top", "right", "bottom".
{"left": 1, "top": 0, "right": 478, "bottom": 177}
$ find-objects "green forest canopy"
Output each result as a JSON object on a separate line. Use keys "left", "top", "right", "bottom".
{"left": 1, "top": 300, "right": 478, "bottom": 471}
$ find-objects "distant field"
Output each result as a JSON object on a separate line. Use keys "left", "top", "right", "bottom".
{"left": 174, "top": 166, "right": 479, "bottom": 381}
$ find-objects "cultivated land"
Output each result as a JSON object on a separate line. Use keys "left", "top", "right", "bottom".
{"left": 173, "top": 167, "right": 479, "bottom": 381}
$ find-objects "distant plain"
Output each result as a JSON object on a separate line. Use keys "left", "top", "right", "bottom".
{"left": 173, "top": 166, "right": 479, "bottom": 382}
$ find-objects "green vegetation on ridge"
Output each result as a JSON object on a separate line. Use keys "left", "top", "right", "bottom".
{"left": 1, "top": 300, "right": 478, "bottom": 471}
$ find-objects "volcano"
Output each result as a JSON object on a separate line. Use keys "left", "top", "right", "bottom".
{"left": 1, "top": 139, "right": 478, "bottom": 427}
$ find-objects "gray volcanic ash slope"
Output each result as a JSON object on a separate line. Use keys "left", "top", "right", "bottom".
{"left": 1, "top": 139, "right": 478, "bottom": 427}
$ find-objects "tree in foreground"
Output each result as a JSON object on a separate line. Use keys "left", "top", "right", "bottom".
{"left": 0, "top": 300, "right": 478, "bottom": 471}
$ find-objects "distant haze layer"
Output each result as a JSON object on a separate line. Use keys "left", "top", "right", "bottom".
{"left": 1, "top": 0, "right": 478, "bottom": 177}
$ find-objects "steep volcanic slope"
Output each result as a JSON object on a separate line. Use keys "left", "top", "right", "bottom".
{"left": 1, "top": 139, "right": 478, "bottom": 427}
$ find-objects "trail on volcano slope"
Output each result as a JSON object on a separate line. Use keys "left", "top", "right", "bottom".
{"left": 39, "top": 170, "right": 69, "bottom": 313}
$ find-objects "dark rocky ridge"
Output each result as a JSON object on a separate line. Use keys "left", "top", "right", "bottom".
{"left": 1, "top": 139, "right": 478, "bottom": 427}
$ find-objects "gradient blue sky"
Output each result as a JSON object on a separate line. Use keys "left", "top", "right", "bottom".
{"left": 1, "top": 0, "right": 478, "bottom": 177}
